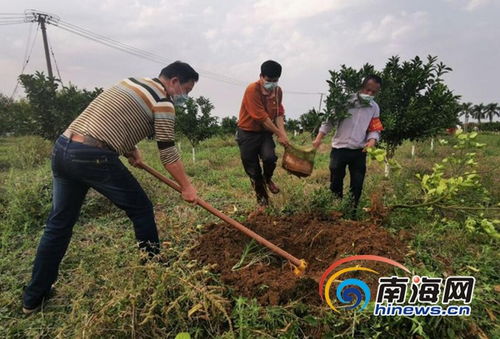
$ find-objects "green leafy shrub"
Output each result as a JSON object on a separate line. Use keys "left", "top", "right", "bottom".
{"left": 6, "top": 136, "right": 52, "bottom": 169}
{"left": 0, "top": 167, "right": 52, "bottom": 235}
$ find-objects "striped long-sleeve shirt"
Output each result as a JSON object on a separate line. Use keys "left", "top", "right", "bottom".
{"left": 68, "top": 77, "right": 180, "bottom": 164}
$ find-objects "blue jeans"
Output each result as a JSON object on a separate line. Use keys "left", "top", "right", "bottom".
{"left": 23, "top": 135, "right": 159, "bottom": 308}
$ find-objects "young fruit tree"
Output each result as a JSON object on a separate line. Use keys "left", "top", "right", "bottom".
{"left": 323, "top": 56, "right": 461, "bottom": 158}
{"left": 18, "top": 72, "right": 103, "bottom": 140}
{"left": 218, "top": 116, "right": 238, "bottom": 136}
{"left": 175, "top": 96, "right": 218, "bottom": 162}
{"left": 299, "top": 108, "right": 323, "bottom": 137}
{"left": 285, "top": 118, "right": 301, "bottom": 135}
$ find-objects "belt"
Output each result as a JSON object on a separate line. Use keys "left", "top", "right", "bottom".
{"left": 63, "top": 129, "right": 114, "bottom": 151}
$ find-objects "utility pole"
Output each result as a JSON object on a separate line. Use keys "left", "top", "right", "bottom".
{"left": 26, "top": 10, "right": 59, "bottom": 78}
{"left": 38, "top": 14, "right": 53, "bottom": 78}
{"left": 318, "top": 93, "right": 324, "bottom": 112}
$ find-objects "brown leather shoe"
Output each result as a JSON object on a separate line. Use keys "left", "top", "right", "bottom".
{"left": 266, "top": 179, "right": 280, "bottom": 194}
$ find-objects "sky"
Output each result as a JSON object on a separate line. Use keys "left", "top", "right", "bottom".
{"left": 1, "top": 0, "right": 499, "bottom": 120}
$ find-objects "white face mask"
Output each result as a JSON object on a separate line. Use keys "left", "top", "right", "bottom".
{"left": 359, "top": 93, "right": 374, "bottom": 102}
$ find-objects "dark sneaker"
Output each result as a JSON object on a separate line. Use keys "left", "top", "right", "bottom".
{"left": 266, "top": 179, "right": 280, "bottom": 194}
{"left": 22, "top": 303, "right": 42, "bottom": 315}
{"left": 251, "top": 179, "right": 269, "bottom": 206}
{"left": 22, "top": 286, "right": 55, "bottom": 315}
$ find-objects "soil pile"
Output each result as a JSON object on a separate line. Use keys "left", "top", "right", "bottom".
{"left": 192, "top": 214, "right": 408, "bottom": 306}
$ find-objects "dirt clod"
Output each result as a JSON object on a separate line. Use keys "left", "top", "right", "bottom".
{"left": 192, "top": 214, "right": 408, "bottom": 306}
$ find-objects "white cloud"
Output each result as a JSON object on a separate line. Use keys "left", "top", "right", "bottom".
{"left": 253, "top": 0, "right": 357, "bottom": 21}
{"left": 446, "top": 0, "right": 492, "bottom": 11}
{"left": 358, "top": 11, "right": 429, "bottom": 53}
{"left": 0, "top": 0, "right": 498, "bottom": 116}
{"left": 465, "top": 0, "right": 491, "bottom": 10}
{"left": 204, "top": 29, "right": 217, "bottom": 40}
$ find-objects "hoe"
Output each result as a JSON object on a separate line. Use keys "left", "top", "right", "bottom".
{"left": 139, "top": 162, "right": 307, "bottom": 276}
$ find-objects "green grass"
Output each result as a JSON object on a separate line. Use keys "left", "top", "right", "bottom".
{"left": 0, "top": 133, "right": 499, "bottom": 338}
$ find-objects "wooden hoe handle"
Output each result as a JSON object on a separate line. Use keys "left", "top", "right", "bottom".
{"left": 139, "top": 162, "right": 307, "bottom": 275}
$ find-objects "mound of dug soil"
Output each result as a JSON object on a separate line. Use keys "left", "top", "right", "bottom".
{"left": 191, "top": 214, "right": 409, "bottom": 306}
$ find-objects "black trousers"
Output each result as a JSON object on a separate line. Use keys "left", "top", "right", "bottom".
{"left": 236, "top": 128, "right": 277, "bottom": 182}
{"left": 329, "top": 148, "right": 367, "bottom": 208}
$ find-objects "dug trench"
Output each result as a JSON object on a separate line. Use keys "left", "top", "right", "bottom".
{"left": 191, "top": 214, "right": 410, "bottom": 306}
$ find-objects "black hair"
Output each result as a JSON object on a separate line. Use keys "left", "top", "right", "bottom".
{"left": 159, "top": 61, "right": 199, "bottom": 83}
{"left": 260, "top": 60, "right": 282, "bottom": 78}
{"left": 362, "top": 74, "right": 382, "bottom": 88}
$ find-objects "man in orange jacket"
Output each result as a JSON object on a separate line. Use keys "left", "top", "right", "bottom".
{"left": 236, "top": 60, "right": 289, "bottom": 206}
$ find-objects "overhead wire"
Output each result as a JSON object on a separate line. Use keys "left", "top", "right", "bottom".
{"left": 56, "top": 19, "right": 248, "bottom": 86}
{"left": 52, "top": 19, "right": 323, "bottom": 94}
{"left": 0, "top": 20, "right": 27, "bottom": 26}
{"left": 1, "top": 11, "right": 326, "bottom": 98}
{"left": 10, "top": 22, "right": 40, "bottom": 99}
{"left": 47, "top": 34, "right": 63, "bottom": 84}
{"left": 53, "top": 21, "right": 248, "bottom": 86}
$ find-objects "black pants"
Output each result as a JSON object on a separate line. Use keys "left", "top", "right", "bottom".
{"left": 236, "top": 128, "right": 277, "bottom": 182}
{"left": 329, "top": 148, "right": 367, "bottom": 209}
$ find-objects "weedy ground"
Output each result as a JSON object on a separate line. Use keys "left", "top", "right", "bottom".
{"left": 0, "top": 133, "right": 498, "bottom": 338}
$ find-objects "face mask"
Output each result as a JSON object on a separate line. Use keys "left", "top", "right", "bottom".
{"left": 263, "top": 81, "right": 278, "bottom": 91}
{"left": 172, "top": 93, "right": 188, "bottom": 106}
{"left": 358, "top": 93, "right": 374, "bottom": 102}
{"left": 171, "top": 81, "right": 189, "bottom": 106}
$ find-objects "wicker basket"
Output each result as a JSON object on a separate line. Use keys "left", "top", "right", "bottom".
{"left": 282, "top": 144, "right": 316, "bottom": 177}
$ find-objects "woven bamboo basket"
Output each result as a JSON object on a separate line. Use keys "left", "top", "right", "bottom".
{"left": 282, "top": 144, "right": 316, "bottom": 177}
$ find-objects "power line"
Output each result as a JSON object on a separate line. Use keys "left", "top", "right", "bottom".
{"left": 2, "top": 10, "right": 326, "bottom": 97}
{"left": 49, "top": 17, "right": 323, "bottom": 94}
{"left": 48, "top": 35, "right": 63, "bottom": 84}
{"left": 23, "top": 22, "right": 36, "bottom": 64}
{"left": 10, "top": 22, "right": 39, "bottom": 99}
{"left": 0, "top": 21, "right": 27, "bottom": 26}
{"left": 56, "top": 19, "right": 248, "bottom": 86}
{"left": 0, "top": 13, "right": 27, "bottom": 16}
{"left": 53, "top": 21, "right": 248, "bottom": 86}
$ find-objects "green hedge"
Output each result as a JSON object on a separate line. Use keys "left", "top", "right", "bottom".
{"left": 464, "top": 122, "right": 500, "bottom": 132}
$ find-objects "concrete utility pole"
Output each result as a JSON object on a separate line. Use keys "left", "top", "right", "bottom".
{"left": 38, "top": 14, "right": 53, "bottom": 78}
{"left": 26, "top": 10, "right": 60, "bottom": 78}
{"left": 318, "top": 93, "right": 324, "bottom": 112}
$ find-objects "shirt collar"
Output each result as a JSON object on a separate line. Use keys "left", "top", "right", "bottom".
{"left": 153, "top": 77, "right": 171, "bottom": 100}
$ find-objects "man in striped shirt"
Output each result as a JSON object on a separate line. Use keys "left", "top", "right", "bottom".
{"left": 22, "top": 61, "right": 199, "bottom": 314}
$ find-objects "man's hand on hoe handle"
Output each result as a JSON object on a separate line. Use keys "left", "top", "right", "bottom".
{"left": 180, "top": 183, "right": 197, "bottom": 204}
{"left": 135, "top": 157, "right": 198, "bottom": 204}
{"left": 126, "top": 148, "right": 144, "bottom": 168}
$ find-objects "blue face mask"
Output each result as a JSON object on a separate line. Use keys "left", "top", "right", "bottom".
{"left": 171, "top": 81, "right": 189, "bottom": 106}
{"left": 263, "top": 81, "right": 278, "bottom": 91}
{"left": 172, "top": 93, "right": 188, "bottom": 106}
